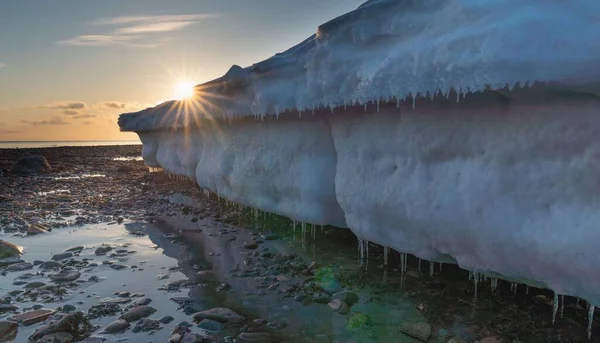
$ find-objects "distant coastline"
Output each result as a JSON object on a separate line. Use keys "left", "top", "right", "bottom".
{"left": 0, "top": 140, "right": 141, "bottom": 149}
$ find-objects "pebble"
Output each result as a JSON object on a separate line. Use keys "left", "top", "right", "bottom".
{"left": 50, "top": 271, "right": 81, "bottom": 282}
{"left": 51, "top": 252, "right": 73, "bottom": 261}
{"left": 120, "top": 305, "right": 157, "bottom": 322}
{"left": 192, "top": 307, "right": 245, "bottom": 323}
{"left": 0, "top": 257, "right": 24, "bottom": 267}
{"left": 6, "top": 262, "right": 33, "bottom": 272}
{"left": 94, "top": 246, "right": 112, "bottom": 255}
{"left": 158, "top": 315, "right": 174, "bottom": 324}
{"left": 102, "top": 319, "right": 131, "bottom": 334}
{"left": 399, "top": 322, "right": 432, "bottom": 342}
{"left": 132, "top": 297, "right": 152, "bottom": 306}
{"left": 197, "top": 319, "right": 224, "bottom": 332}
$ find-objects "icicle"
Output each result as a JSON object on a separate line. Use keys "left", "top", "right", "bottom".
{"left": 552, "top": 292, "right": 559, "bottom": 325}
{"left": 344, "top": 100, "right": 347, "bottom": 110}
{"left": 513, "top": 283, "right": 518, "bottom": 295}
{"left": 491, "top": 278, "right": 498, "bottom": 292}
{"left": 412, "top": 96, "right": 416, "bottom": 109}
{"left": 588, "top": 304, "right": 595, "bottom": 339}
{"left": 293, "top": 221, "right": 296, "bottom": 233}
{"left": 560, "top": 295, "right": 564, "bottom": 318}
{"left": 526, "top": 286, "right": 529, "bottom": 295}
{"left": 383, "top": 247, "right": 389, "bottom": 266}
{"left": 577, "top": 298, "right": 581, "bottom": 308}
{"left": 364, "top": 103, "right": 367, "bottom": 111}
{"left": 299, "top": 111, "right": 302, "bottom": 119}
{"left": 376, "top": 99, "right": 380, "bottom": 112}
{"left": 439, "top": 263, "right": 443, "bottom": 272}
{"left": 473, "top": 272, "right": 479, "bottom": 298}
{"left": 418, "top": 258, "right": 421, "bottom": 272}
{"left": 429, "top": 262, "right": 434, "bottom": 277}
{"left": 396, "top": 98, "right": 400, "bottom": 108}
{"left": 312, "top": 107, "right": 315, "bottom": 115}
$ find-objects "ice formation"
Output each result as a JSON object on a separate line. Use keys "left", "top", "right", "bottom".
{"left": 119, "top": 0, "right": 600, "bottom": 310}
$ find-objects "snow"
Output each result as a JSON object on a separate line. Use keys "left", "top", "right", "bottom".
{"left": 119, "top": 0, "right": 600, "bottom": 131}
{"left": 119, "top": 0, "right": 600, "bottom": 305}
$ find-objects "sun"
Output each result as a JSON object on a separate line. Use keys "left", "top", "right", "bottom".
{"left": 173, "top": 81, "right": 195, "bottom": 100}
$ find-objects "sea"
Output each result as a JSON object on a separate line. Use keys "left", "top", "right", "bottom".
{"left": 0, "top": 140, "right": 141, "bottom": 149}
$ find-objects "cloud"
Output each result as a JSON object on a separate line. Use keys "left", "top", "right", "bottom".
{"left": 100, "top": 102, "right": 126, "bottom": 109}
{"left": 57, "top": 35, "right": 137, "bottom": 47}
{"left": 64, "top": 109, "right": 80, "bottom": 115}
{"left": 116, "top": 21, "right": 199, "bottom": 34}
{"left": 93, "top": 101, "right": 153, "bottom": 110}
{"left": 82, "top": 121, "right": 94, "bottom": 125}
{"left": 40, "top": 101, "right": 87, "bottom": 110}
{"left": 21, "top": 116, "right": 70, "bottom": 126}
{"left": 59, "top": 14, "right": 216, "bottom": 48}
{"left": 72, "top": 114, "right": 97, "bottom": 120}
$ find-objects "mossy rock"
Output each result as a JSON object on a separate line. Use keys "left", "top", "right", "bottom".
{"left": 0, "top": 240, "right": 22, "bottom": 259}
{"left": 346, "top": 311, "right": 371, "bottom": 329}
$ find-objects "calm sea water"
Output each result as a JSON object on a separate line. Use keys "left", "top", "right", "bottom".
{"left": 0, "top": 140, "right": 141, "bottom": 149}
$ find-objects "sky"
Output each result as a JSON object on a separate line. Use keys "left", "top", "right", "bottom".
{"left": 0, "top": 0, "right": 364, "bottom": 141}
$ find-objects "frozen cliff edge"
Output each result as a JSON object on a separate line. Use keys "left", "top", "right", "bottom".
{"left": 119, "top": 0, "right": 600, "bottom": 308}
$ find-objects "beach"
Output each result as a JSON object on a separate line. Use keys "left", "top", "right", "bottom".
{"left": 0, "top": 145, "right": 596, "bottom": 343}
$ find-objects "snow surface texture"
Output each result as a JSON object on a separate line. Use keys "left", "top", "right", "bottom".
{"left": 119, "top": 0, "right": 600, "bottom": 304}
{"left": 119, "top": 0, "right": 600, "bottom": 131}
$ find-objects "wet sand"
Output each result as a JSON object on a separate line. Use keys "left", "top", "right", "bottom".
{"left": 0, "top": 145, "right": 597, "bottom": 343}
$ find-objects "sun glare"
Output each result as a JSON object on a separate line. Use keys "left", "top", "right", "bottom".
{"left": 174, "top": 81, "right": 195, "bottom": 100}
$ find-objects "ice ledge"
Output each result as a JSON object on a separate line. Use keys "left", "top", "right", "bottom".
{"left": 119, "top": 0, "right": 600, "bottom": 132}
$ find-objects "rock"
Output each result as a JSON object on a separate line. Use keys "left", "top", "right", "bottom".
{"left": 132, "top": 318, "right": 160, "bottom": 332}
{"left": 110, "top": 264, "right": 128, "bottom": 270}
{"left": 88, "top": 303, "right": 121, "bottom": 319}
{"left": 9, "top": 309, "right": 56, "bottom": 325}
{"left": 159, "top": 315, "right": 174, "bottom": 324}
{"left": 99, "top": 297, "right": 130, "bottom": 304}
{"left": 0, "top": 241, "right": 21, "bottom": 259}
{"left": 120, "top": 305, "right": 156, "bottom": 322}
{"left": 39, "top": 261, "right": 62, "bottom": 270}
{"left": 312, "top": 292, "right": 331, "bottom": 304}
{"left": 11, "top": 155, "right": 51, "bottom": 174}
{"left": 132, "top": 297, "right": 152, "bottom": 306}
{"left": 62, "top": 304, "right": 76, "bottom": 313}
{"left": 80, "top": 337, "right": 107, "bottom": 343}
{"left": 477, "top": 337, "right": 500, "bottom": 343}
{"left": 197, "top": 319, "right": 224, "bottom": 332}
{"left": 94, "top": 246, "right": 112, "bottom": 255}
{"left": 0, "top": 257, "right": 23, "bottom": 267}
{"left": 243, "top": 242, "right": 258, "bottom": 250}
{"left": 327, "top": 299, "right": 350, "bottom": 314}
{"left": 6, "top": 262, "right": 33, "bottom": 272}
{"left": 38, "top": 331, "right": 74, "bottom": 342}
{"left": 51, "top": 252, "right": 73, "bottom": 261}
{"left": 332, "top": 291, "right": 359, "bottom": 307}
{"left": 192, "top": 307, "right": 245, "bottom": 323}
{"left": 0, "top": 321, "right": 18, "bottom": 342}
{"left": 51, "top": 271, "right": 80, "bottom": 282}
{"left": 448, "top": 339, "right": 468, "bottom": 343}
{"left": 346, "top": 312, "right": 371, "bottom": 329}
{"left": 24, "top": 281, "right": 47, "bottom": 289}
{"left": 399, "top": 322, "right": 432, "bottom": 342}
{"left": 0, "top": 304, "right": 19, "bottom": 313}
{"left": 65, "top": 246, "right": 84, "bottom": 253}
{"left": 238, "top": 332, "right": 271, "bottom": 343}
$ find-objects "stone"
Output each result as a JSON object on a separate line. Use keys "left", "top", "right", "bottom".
{"left": 62, "top": 304, "right": 76, "bottom": 313}
{"left": 0, "top": 240, "right": 22, "bottom": 259}
{"left": 65, "top": 246, "right": 84, "bottom": 253}
{"left": 327, "top": 299, "right": 350, "bottom": 315}
{"left": 51, "top": 271, "right": 80, "bottom": 282}
{"left": 159, "top": 315, "right": 174, "bottom": 324}
{"left": 132, "top": 318, "right": 160, "bottom": 332}
{"left": 447, "top": 339, "right": 468, "bottom": 343}
{"left": 120, "top": 305, "right": 156, "bottom": 322}
{"left": 312, "top": 292, "right": 331, "bottom": 304}
{"left": 81, "top": 337, "right": 107, "bottom": 343}
{"left": 132, "top": 297, "right": 152, "bottom": 306}
{"left": 332, "top": 291, "right": 359, "bottom": 307}
{"left": 197, "top": 319, "right": 224, "bottom": 332}
{"left": 9, "top": 309, "right": 56, "bottom": 325}
{"left": 39, "top": 331, "right": 74, "bottom": 342}
{"left": 24, "top": 281, "right": 47, "bottom": 289}
{"left": 6, "top": 262, "right": 33, "bottom": 272}
{"left": 52, "top": 252, "right": 73, "bottom": 261}
{"left": 0, "top": 257, "right": 23, "bottom": 267}
{"left": 0, "top": 304, "right": 19, "bottom": 313}
{"left": 399, "top": 322, "right": 432, "bottom": 342}
{"left": 478, "top": 337, "right": 500, "bottom": 343}
{"left": 110, "top": 264, "right": 128, "bottom": 270}
{"left": 243, "top": 242, "right": 258, "bottom": 250}
{"left": 192, "top": 307, "right": 245, "bottom": 323}
{"left": 94, "top": 246, "right": 112, "bottom": 255}
{"left": 39, "top": 261, "right": 62, "bottom": 270}
{"left": 99, "top": 297, "right": 130, "bottom": 304}
{"left": 238, "top": 332, "right": 271, "bottom": 343}
{"left": 0, "top": 321, "right": 18, "bottom": 342}
{"left": 11, "top": 155, "right": 51, "bottom": 174}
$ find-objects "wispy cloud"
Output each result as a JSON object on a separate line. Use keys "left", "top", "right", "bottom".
{"left": 72, "top": 114, "right": 97, "bottom": 120}
{"left": 57, "top": 35, "right": 137, "bottom": 47}
{"left": 63, "top": 109, "right": 80, "bottom": 115}
{"left": 93, "top": 101, "right": 153, "bottom": 110}
{"left": 21, "top": 117, "right": 70, "bottom": 126}
{"left": 59, "top": 14, "right": 217, "bottom": 48}
{"left": 40, "top": 101, "right": 87, "bottom": 110}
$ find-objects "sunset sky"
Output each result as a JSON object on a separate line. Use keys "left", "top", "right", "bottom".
{"left": 0, "top": 0, "right": 363, "bottom": 141}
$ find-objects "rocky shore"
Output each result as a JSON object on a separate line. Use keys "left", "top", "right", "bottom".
{"left": 0, "top": 145, "right": 597, "bottom": 343}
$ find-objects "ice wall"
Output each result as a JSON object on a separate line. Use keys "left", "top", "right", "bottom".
{"left": 119, "top": 0, "right": 600, "bottom": 308}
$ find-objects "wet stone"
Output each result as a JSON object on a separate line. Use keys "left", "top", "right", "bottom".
{"left": 50, "top": 271, "right": 80, "bottom": 282}
{"left": 51, "top": 252, "right": 73, "bottom": 261}
{"left": 7, "top": 262, "right": 33, "bottom": 272}
{"left": 132, "top": 297, "right": 152, "bottom": 306}
{"left": 192, "top": 307, "right": 245, "bottom": 323}
{"left": 0, "top": 321, "right": 18, "bottom": 341}
{"left": 65, "top": 246, "right": 84, "bottom": 253}
{"left": 0, "top": 257, "right": 24, "bottom": 267}
{"left": 238, "top": 332, "right": 271, "bottom": 343}
{"left": 197, "top": 319, "right": 224, "bottom": 332}
{"left": 332, "top": 291, "right": 359, "bottom": 307}
{"left": 94, "top": 246, "right": 112, "bottom": 256}
{"left": 102, "top": 319, "right": 130, "bottom": 334}
{"left": 39, "top": 261, "right": 62, "bottom": 270}
{"left": 132, "top": 318, "right": 160, "bottom": 332}
{"left": 0, "top": 304, "right": 19, "bottom": 313}
{"left": 110, "top": 264, "right": 128, "bottom": 270}
{"left": 24, "top": 281, "right": 46, "bottom": 289}
{"left": 159, "top": 315, "right": 174, "bottom": 324}
{"left": 120, "top": 305, "right": 156, "bottom": 322}
{"left": 328, "top": 299, "right": 350, "bottom": 315}
{"left": 399, "top": 322, "right": 432, "bottom": 342}
{"left": 39, "top": 331, "right": 74, "bottom": 343}
{"left": 62, "top": 304, "right": 76, "bottom": 313}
